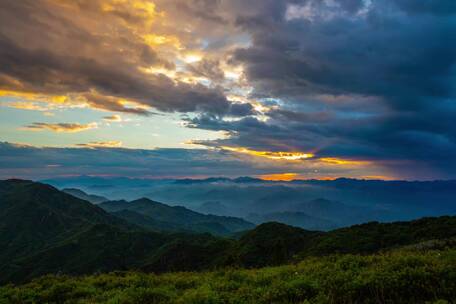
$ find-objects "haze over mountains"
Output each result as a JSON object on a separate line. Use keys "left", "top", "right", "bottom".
{"left": 99, "top": 198, "right": 254, "bottom": 236}
{"left": 44, "top": 176, "right": 456, "bottom": 231}
{"left": 2, "top": 179, "right": 456, "bottom": 286}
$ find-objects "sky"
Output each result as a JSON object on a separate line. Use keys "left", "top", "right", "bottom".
{"left": 0, "top": 0, "right": 455, "bottom": 180}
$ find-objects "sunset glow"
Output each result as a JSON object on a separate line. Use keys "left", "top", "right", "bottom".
{"left": 258, "top": 173, "right": 300, "bottom": 181}
{"left": 221, "top": 146, "right": 315, "bottom": 161}
{"left": 0, "top": 0, "right": 454, "bottom": 181}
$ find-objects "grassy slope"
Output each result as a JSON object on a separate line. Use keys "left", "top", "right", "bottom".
{"left": 1, "top": 248, "right": 455, "bottom": 304}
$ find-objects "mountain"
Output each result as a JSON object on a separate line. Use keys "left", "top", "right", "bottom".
{"left": 0, "top": 180, "right": 230, "bottom": 283}
{"left": 226, "top": 216, "right": 456, "bottom": 268}
{"left": 99, "top": 198, "right": 254, "bottom": 236}
{"left": 247, "top": 211, "right": 337, "bottom": 231}
{"left": 110, "top": 210, "right": 186, "bottom": 232}
{"left": 111, "top": 209, "right": 232, "bottom": 235}
{"left": 62, "top": 188, "right": 108, "bottom": 204}
{"left": 250, "top": 187, "right": 302, "bottom": 212}
{"left": 196, "top": 201, "right": 228, "bottom": 215}
{"left": 44, "top": 176, "right": 456, "bottom": 222}
{"left": 2, "top": 179, "right": 456, "bottom": 285}
{"left": 226, "top": 222, "right": 321, "bottom": 267}
{"left": 300, "top": 216, "right": 456, "bottom": 257}
{"left": 291, "top": 198, "right": 393, "bottom": 226}
{"left": 293, "top": 198, "right": 353, "bottom": 219}
{"left": 0, "top": 179, "right": 124, "bottom": 266}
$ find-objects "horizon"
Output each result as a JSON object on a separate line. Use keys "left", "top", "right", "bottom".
{"left": 1, "top": 0, "right": 456, "bottom": 181}
{"left": 5, "top": 173, "right": 456, "bottom": 183}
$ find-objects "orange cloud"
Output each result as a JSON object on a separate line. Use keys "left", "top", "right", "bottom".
{"left": 23, "top": 122, "right": 98, "bottom": 133}
{"left": 3, "top": 101, "right": 49, "bottom": 111}
{"left": 221, "top": 146, "right": 315, "bottom": 161}
{"left": 76, "top": 141, "right": 123, "bottom": 148}
{"left": 103, "top": 115, "right": 123, "bottom": 122}
{"left": 319, "top": 157, "right": 371, "bottom": 166}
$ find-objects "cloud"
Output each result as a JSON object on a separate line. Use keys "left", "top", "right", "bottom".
{"left": 23, "top": 122, "right": 98, "bottom": 133}
{"left": 76, "top": 141, "right": 123, "bottom": 148}
{"left": 390, "top": 0, "right": 456, "bottom": 15}
{"left": 0, "top": 0, "right": 241, "bottom": 116}
{"left": 0, "top": 0, "right": 455, "bottom": 179}
{"left": 220, "top": 146, "right": 315, "bottom": 161}
{"left": 2, "top": 101, "right": 50, "bottom": 111}
{"left": 103, "top": 115, "right": 123, "bottom": 122}
{"left": 0, "top": 141, "right": 398, "bottom": 180}
{"left": 178, "top": 0, "right": 456, "bottom": 179}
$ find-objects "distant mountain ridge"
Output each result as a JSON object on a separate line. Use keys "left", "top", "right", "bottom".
{"left": 247, "top": 211, "right": 337, "bottom": 231}
{"left": 62, "top": 188, "right": 108, "bottom": 204}
{"left": 247, "top": 196, "right": 391, "bottom": 230}
{"left": 99, "top": 198, "right": 254, "bottom": 236}
{"left": 43, "top": 176, "right": 456, "bottom": 224}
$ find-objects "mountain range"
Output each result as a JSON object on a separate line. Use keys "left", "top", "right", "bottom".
{"left": 98, "top": 198, "right": 254, "bottom": 236}
{"left": 62, "top": 188, "right": 108, "bottom": 204}
{"left": 43, "top": 176, "right": 456, "bottom": 230}
{"left": 2, "top": 179, "right": 456, "bottom": 285}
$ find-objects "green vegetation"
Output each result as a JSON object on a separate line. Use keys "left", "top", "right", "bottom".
{"left": 301, "top": 216, "right": 456, "bottom": 256}
{"left": 1, "top": 248, "right": 455, "bottom": 304}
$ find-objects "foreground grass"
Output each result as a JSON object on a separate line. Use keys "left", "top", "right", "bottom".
{"left": 1, "top": 249, "right": 455, "bottom": 304}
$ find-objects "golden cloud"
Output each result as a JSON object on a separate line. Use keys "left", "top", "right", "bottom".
{"left": 76, "top": 141, "right": 123, "bottom": 148}
{"left": 2, "top": 101, "right": 49, "bottom": 111}
{"left": 0, "top": 0, "right": 242, "bottom": 116}
{"left": 221, "top": 146, "right": 315, "bottom": 161}
{"left": 319, "top": 157, "right": 371, "bottom": 166}
{"left": 23, "top": 122, "right": 98, "bottom": 133}
{"left": 103, "top": 115, "right": 123, "bottom": 122}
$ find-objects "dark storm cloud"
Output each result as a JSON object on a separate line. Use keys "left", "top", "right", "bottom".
{"left": 391, "top": 0, "right": 456, "bottom": 15}
{"left": 187, "top": 59, "right": 226, "bottom": 83}
{"left": 188, "top": 108, "right": 456, "bottom": 179}
{"left": 234, "top": 16, "right": 455, "bottom": 107}
{"left": 182, "top": 0, "right": 456, "bottom": 178}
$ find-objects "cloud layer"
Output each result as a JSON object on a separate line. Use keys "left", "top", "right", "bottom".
{"left": 0, "top": 142, "right": 395, "bottom": 180}
{"left": 0, "top": 0, "right": 455, "bottom": 179}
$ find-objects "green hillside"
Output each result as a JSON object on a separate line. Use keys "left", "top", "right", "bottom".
{"left": 1, "top": 247, "right": 455, "bottom": 303}
{"left": 0, "top": 180, "right": 126, "bottom": 265}
{"left": 0, "top": 180, "right": 231, "bottom": 284}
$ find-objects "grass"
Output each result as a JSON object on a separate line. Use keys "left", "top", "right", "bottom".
{"left": 1, "top": 248, "right": 455, "bottom": 304}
